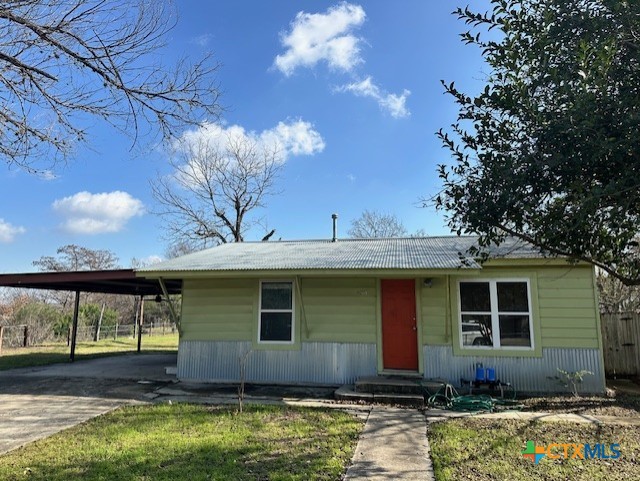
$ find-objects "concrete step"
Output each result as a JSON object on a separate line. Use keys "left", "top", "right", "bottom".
{"left": 335, "top": 385, "right": 425, "bottom": 408}
{"left": 355, "top": 376, "right": 427, "bottom": 395}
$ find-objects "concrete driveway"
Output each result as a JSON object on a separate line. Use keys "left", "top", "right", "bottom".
{"left": 0, "top": 353, "right": 176, "bottom": 455}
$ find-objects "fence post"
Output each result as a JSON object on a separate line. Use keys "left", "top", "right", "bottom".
{"left": 0, "top": 326, "right": 4, "bottom": 355}
{"left": 114, "top": 323, "right": 118, "bottom": 341}
{"left": 23, "top": 325, "right": 28, "bottom": 348}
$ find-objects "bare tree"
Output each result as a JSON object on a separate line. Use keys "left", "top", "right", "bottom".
{"left": 151, "top": 134, "right": 282, "bottom": 247}
{"left": 597, "top": 270, "right": 640, "bottom": 314}
{"left": 0, "top": 0, "right": 221, "bottom": 172}
{"left": 33, "top": 244, "right": 119, "bottom": 272}
{"left": 163, "top": 240, "right": 193, "bottom": 259}
{"left": 348, "top": 210, "right": 409, "bottom": 238}
{"left": 33, "top": 244, "right": 120, "bottom": 308}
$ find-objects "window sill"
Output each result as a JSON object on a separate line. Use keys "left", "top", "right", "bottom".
{"left": 453, "top": 346, "right": 542, "bottom": 358}
{"left": 252, "top": 341, "right": 301, "bottom": 351}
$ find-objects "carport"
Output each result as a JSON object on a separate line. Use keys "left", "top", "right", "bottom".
{"left": 0, "top": 270, "right": 181, "bottom": 360}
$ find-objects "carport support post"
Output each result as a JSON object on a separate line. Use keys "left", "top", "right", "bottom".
{"left": 70, "top": 290, "right": 81, "bottom": 362}
{"left": 137, "top": 295, "right": 144, "bottom": 353}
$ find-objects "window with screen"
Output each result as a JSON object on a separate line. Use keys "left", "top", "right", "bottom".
{"left": 259, "top": 281, "right": 294, "bottom": 343}
{"left": 459, "top": 279, "right": 532, "bottom": 349}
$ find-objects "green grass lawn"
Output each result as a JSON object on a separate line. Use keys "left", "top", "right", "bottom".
{"left": 0, "top": 403, "right": 362, "bottom": 481}
{"left": 0, "top": 334, "right": 178, "bottom": 370}
{"left": 429, "top": 418, "right": 639, "bottom": 481}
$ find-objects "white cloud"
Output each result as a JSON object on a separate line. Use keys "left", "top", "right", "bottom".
{"left": 39, "top": 170, "right": 58, "bottom": 181}
{"left": 0, "top": 219, "right": 25, "bottom": 243}
{"left": 178, "top": 119, "right": 325, "bottom": 164}
{"left": 143, "top": 255, "right": 163, "bottom": 266}
{"left": 274, "top": 5, "right": 410, "bottom": 119}
{"left": 132, "top": 255, "right": 163, "bottom": 268}
{"left": 259, "top": 120, "right": 326, "bottom": 158}
{"left": 53, "top": 191, "right": 144, "bottom": 234}
{"left": 190, "top": 34, "right": 212, "bottom": 47}
{"left": 337, "top": 76, "right": 411, "bottom": 118}
{"left": 274, "top": 2, "right": 366, "bottom": 76}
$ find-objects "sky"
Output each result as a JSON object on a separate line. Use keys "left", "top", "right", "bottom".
{"left": 0, "top": 0, "right": 491, "bottom": 273}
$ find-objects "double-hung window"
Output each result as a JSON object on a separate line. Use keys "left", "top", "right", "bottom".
{"left": 459, "top": 279, "right": 533, "bottom": 349}
{"left": 259, "top": 281, "right": 294, "bottom": 343}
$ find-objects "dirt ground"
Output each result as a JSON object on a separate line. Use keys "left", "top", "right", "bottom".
{"left": 521, "top": 378, "right": 640, "bottom": 418}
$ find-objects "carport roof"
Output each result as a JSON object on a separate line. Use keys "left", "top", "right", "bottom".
{"left": 0, "top": 269, "right": 182, "bottom": 296}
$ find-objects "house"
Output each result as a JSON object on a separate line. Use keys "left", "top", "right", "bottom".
{"left": 138, "top": 236, "right": 605, "bottom": 393}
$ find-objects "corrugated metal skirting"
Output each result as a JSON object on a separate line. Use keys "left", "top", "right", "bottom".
{"left": 178, "top": 340, "right": 377, "bottom": 385}
{"left": 423, "top": 346, "right": 605, "bottom": 394}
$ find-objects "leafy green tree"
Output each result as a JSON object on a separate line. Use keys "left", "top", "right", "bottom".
{"left": 58, "top": 304, "right": 119, "bottom": 336}
{"left": 435, "top": 0, "right": 640, "bottom": 285}
{"left": 80, "top": 304, "right": 118, "bottom": 328}
{"left": 13, "top": 302, "right": 64, "bottom": 342}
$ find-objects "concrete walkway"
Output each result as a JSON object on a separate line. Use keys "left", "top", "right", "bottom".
{"left": 344, "top": 406, "right": 434, "bottom": 481}
{"left": 0, "top": 353, "right": 178, "bottom": 382}
{"left": 0, "top": 383, "right": 133, "bottom": 454}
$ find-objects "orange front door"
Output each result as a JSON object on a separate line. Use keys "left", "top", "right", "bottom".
{"left": 381, "top": 279, "right": 418, "bottom": 371}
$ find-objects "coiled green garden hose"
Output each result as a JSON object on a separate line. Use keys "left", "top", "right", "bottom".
{"left": 426, "top": 383, "right": 524, "bottom": 412}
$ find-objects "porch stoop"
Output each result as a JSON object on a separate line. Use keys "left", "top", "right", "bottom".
{"left": 335, "top": 376, "right": 445, "bottom": 408}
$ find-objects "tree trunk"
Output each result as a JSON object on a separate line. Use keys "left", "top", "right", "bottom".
{"left": 94, "top": 303, "right": 106, "bottom": 342}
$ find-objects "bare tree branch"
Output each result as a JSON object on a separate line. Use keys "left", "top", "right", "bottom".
{"left": 348, "top": 210, "right": 409, "bottom": 238}
{"left": 0, "top": 0, "right": 222, "bottom": 172}
{"left": 151, "top": 134, "right": 282, "bottom": 248}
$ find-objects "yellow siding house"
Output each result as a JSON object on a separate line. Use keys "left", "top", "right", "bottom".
{"left": 138, "top": 236, "right": 605, "bottom": 393}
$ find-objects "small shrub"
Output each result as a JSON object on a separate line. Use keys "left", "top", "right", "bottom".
{"left": 550, "top": 368, "right": 593, "bottom": 397}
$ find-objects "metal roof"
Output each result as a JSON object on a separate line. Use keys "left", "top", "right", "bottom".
{"left": 0, "top": 269, "right": 182, "bottom": 295}
{"left": 138, "top": 236, "right": 546, "bottom": 273}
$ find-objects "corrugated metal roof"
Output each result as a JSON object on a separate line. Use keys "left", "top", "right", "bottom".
{"left": 139, "top": 236, "right": 546, "bottom": 273}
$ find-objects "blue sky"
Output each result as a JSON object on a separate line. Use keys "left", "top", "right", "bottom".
{"left": 0, "top": 1, "right": 490, "bottom": 272}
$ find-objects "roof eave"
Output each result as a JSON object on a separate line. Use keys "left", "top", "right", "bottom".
{"left": 482, "top": 257, "right": 578, "bottom": 267}
{"left": 136, "top": 267, "right": 483, "bottom": 279}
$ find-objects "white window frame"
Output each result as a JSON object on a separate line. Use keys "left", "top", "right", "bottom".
{"left": 258, "top": 279, "right": 295, "bottom": 344}
{"left": 457, "top": 278, "right": 534, "bottom": 351}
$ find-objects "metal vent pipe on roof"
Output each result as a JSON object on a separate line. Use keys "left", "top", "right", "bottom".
{"left": 332, "top": 213, "right": 338, "bottom": 242}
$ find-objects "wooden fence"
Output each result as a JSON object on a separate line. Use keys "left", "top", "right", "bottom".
{"left": 600, "top": 312, "right": 640, "bottom": 377}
